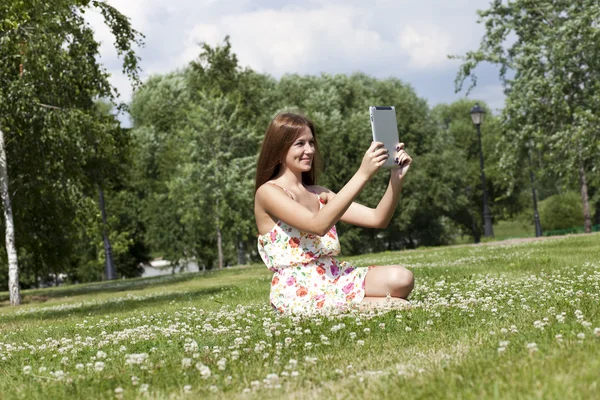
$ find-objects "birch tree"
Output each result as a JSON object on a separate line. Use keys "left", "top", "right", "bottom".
{"left": 0, "top": 0, "right": 142, "bottom": 304}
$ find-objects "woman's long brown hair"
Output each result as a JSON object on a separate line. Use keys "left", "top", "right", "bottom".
{"left": 255, "top": 112, "right": 324, "bottom": 193}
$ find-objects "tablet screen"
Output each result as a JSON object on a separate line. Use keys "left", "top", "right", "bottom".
{"left": 370, "top": 106, "right": 399, "bottom": 169}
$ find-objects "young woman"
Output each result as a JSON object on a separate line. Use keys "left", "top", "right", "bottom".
{"left": 254, "top": 112, "right": 414, "bottom": 314}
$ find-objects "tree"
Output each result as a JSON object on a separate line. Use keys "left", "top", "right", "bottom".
{"left": 430, "top": 100, "right": 527, "bottom": 242}
{"left": 454, "top": 0, "right": 600, "bottom": 233}
{"left": 0, "top": 0, "right": 142, "bottom": 304}
{"left": 131, "top": 38, "right": 277, "bottom": 269}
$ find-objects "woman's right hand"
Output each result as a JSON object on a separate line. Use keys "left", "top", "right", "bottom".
{"left": 358, "top": 141, "right": 389, "bottom": 179}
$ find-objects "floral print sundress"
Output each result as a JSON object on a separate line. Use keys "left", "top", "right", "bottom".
{"left": 258, "top": 183, "right": 373, "bottom": 314}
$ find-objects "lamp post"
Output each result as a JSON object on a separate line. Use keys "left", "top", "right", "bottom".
{"left": 470, "top": 103, "right": 494, "bottom": 238}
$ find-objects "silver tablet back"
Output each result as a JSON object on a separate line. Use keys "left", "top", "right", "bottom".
{"left": 370, "top": 106, "right": 399, "bottom": 169}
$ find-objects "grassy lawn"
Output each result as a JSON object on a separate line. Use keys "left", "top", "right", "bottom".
{"left": 1, "top": 233, "right": 599, "bottom": 399}
{"left": 453, "top": 219, "right": 535, "bottom": 245}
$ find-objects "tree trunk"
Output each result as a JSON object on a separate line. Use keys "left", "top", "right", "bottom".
{"left": 216, "top": 224, "right": 223, "bottom": 269}
{"left": 216, "top": 198, "right": 223, "bottom": 269}
{"left": 0, "top": 128, "right": 21, "bottom": 305}
{"left": 236, "top": 235, "right": 246, "bottom": 265}
{"left": 578, "top": 163, "right": 592, "bottom": 233}
{"left": 99, "top": 184, "right": 116, "bottom": 279}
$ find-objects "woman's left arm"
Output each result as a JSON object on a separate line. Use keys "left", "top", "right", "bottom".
{"left": 320, "top": 143, "right": 412, "bottom": 229}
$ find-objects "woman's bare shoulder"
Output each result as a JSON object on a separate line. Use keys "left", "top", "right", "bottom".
{"left": 256, "top": 181, "right": 293, "bottom": 204}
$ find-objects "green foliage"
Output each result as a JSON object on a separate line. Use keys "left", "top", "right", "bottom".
{"left": 0, "top": 0, "right": 143, "bottom": 288}
{"left": 539, "top": 192, "right": 584, "bottom": 231}
{"left": 454, "top": 0, "right": 600, "bottom": 231}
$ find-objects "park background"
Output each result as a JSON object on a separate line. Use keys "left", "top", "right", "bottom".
{"left": 2, "top": 2, "right": 600, "bottom": 399}
{"left": 1, "top": 0, "right": 599, "bottom": 297}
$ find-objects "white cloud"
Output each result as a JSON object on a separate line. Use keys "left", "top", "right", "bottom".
{"left": 397, "top": 24, "right": 453, "bottom": 69}
{"left": 182, "top": 6, "right": 388, "bottom": 76}
{"left": 84, "top": 0, "right": 502, "bottom": 118}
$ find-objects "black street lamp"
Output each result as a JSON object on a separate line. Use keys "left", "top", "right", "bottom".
{"left": 527, "top": 142, "right": 543, "bottom": 237}
{"left": 470, "top": 103, "right": 494, "bottom": 238}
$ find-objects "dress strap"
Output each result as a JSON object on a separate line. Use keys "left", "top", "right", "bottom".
{"left": 267, "top": 182, "right": 295, "bottom": 200}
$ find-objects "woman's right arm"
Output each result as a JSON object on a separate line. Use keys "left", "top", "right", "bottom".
{"left": 256, "top": 142, "right": 388, "bottom": 236}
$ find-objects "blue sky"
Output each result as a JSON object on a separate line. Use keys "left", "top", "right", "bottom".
{"left": 87, "top": 0, "right": 505, "bottom": 124}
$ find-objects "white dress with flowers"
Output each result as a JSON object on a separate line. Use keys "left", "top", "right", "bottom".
{"left": 257, "top": 185, "right": 373, "bottom": 314}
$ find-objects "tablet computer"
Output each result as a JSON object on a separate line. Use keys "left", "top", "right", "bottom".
{"left": 370, "top": 106, "right": 399, "bottom": 169}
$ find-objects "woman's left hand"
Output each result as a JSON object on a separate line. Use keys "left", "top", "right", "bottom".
{"left": 393, "top": 142, "right": 412, "bottom": 179}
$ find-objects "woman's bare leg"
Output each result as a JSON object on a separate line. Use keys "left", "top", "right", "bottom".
{"left": 361, "top": 265, "right": 414, "bottom": 307}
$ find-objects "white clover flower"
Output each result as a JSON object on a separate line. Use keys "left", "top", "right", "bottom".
{"left": 53, "top": 370, "right": 65, "bottom": 380}
{"left": 356, "top": 340, "right": 365, "bottom": 346}
{"left": 209, "top": 386, "right": 218, "bottom": 393}
{"left": 526, "top": 343, "right": 538, "bottom": 353}
{"left": 23, "top": 366, "right": 32, "bottom": 374}
{"left": 217, "top": 358, "right": 226, "bottom": 371}
{"left": 139, "top": 384, "right": 149, "bottom": 393}
{"left": 499, "top": 341, "right": 510, "bottom": 347}
{"left": 181, "top": 358, "right": 192, "bottom": 369}
{"left": 577, "top": 332, "right": 585, "bottom": 340}
{"left": 363, "top": 328, "right": 371, "bottom": 334}
{"left": 125, "top": 353, "right": 148, "bottom": 366}
{"left": 405, "top": 327, "right": 412, "bottom": 332}
{"left": 291, "top": 371, "right": 299, "bottom": 377}
{"left": 75, "top": 364, "right": 84, "bottom": 371}
{"left": 195, "top": 362, "right": 211, "bottom": 379}
{"left": 555, "top": 334, "right": 563, "bottom": 342}
{"left": 94, "top": 361, "right": 105, "bottom": 372}
{"left": 497, "top": 347, "right": 506, "bottom": 354}
{"left": 594, "top": 327, "right": 600, "bottom": 337}
{"left": 96, "top": 350, "right": 107, "bottom": 359}
{"left": 349, "top": 332, "right": 357, "bottom": 339}
{"left": 131, "top": 375, "right": 139, "bottom": 386}
{"left": 533, "top": 320, "right": 545, "bottom": 329}
{"left": 183, "top": 385, "right": 192, "bottom": 393}
{"left": 500, "top": 328, "right": 508, "bottom": 334}
{"left": 304, "top": 356, "right": 317, "bottom": 364}
{"left": 114, "top": 386, "right": 124, "bottom": 399}
{"left": 379, "top": 323, "right": 386, "bottom": 330}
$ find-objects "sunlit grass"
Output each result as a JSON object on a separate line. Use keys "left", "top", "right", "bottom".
{"left": 1, "top": 233, "right": 599, "bottom": 399}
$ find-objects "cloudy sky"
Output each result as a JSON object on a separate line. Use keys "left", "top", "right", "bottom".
{"left": 87, "top": 0, "right": 505, "bottom": 125}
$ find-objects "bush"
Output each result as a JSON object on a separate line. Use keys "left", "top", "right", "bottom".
{"left": 539, "top": 192, "right": 584, "bottom": 231}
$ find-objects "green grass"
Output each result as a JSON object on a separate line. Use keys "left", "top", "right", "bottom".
{"left": 1, "top": 233, "right": 599, "bottom": 399}
{"left": 453, "top": 219, "right": 534, "bottom": 245}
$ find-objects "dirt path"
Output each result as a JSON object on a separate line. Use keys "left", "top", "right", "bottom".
{"left": 454, "top": 231, "right": 599, "bottom": 248}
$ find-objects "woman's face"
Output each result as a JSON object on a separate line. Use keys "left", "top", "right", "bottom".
{"left": 284, "top": 126, "right": 315, "bottom": 173}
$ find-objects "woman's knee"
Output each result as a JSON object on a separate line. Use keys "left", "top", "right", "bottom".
{"left": 388, "top": 266, "right": 414, "bottom": 295}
